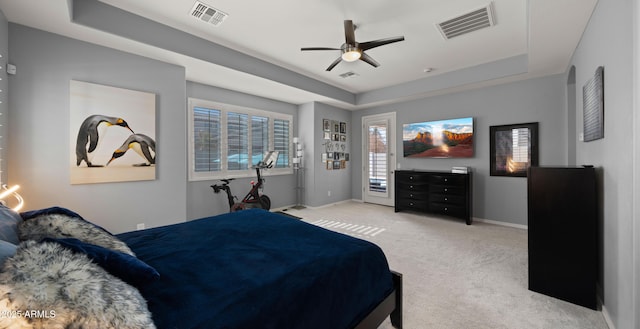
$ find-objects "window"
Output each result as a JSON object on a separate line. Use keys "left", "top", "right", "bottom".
{"left": 188, "top": 98, "right": 293, "bottom": 180}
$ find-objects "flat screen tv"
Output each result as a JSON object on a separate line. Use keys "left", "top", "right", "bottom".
{"left": 402, "top": 117, "right": 474, "bottom": 158}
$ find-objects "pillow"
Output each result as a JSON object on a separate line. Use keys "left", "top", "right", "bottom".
{"left": 0, "top": 240, "right": 17, "bottom": 266}
{"left": 18, "top": 213, "right": 135, "bottom": 256}
{"left": 0, "top": 240, "right": 156, "bottom": 329}
{"left": 0, "top": 204, "right": 22, "bottom": 244}
{"left": 43, "top": 237, "right": 160, "bottom": 287}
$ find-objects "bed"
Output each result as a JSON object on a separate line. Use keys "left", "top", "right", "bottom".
{"left": 0, "top": 205, "right": 402, "bottom": 329}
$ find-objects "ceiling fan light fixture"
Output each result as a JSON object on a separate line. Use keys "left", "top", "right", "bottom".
{"left": 341, "top": 45, "right": 361, "bottom": 62}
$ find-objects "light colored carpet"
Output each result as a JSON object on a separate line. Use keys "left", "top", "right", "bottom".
{"left": 282, "top": 201, "right": 609, "bottom": 329}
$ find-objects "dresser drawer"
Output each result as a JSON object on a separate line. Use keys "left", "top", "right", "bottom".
{"left": 397, "top": 181, "right": 429, "bottom": 192}
{"left": 397, "top": 189, "right": 428, "bottom": 201}
{"left": 429, "top": 193, "right": 465, "bottom": 205}
{"left": 429, "top": 174, "right": 467, "bottom": 185}
{"left": 429, "top": 185, "right": 465, "bottom": 195}
{"left": 396, "top": 172, "right": 430, "bottom": 184}
{"left": 429, "top": 203, "right": 467, "bottom": 218}
{"left": 397, "top": 199, "right": 429, "bottom": 211}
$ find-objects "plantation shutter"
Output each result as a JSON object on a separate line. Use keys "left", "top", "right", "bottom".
{"left": 252, "top": 116, "right": 269, "bottom": 166}
{"left": 193, "top": 107, "right": 221, "bottom": 172}
{"left": 227, "top": 112, "right": 248, "bottom": 171}
{"left": 273, "top": 119, "right": 289, "bottom": 168}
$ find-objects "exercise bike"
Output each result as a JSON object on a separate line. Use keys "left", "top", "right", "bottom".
{"left": 211, "top": 151, "right": 278, "bottom": 212}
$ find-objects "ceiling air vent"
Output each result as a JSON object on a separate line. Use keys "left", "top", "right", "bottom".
{"left": 339, "top": 71, "right": 359, "bottom": 79}
{"left": 437, "top": 2, "right": 495, "bottom": 40}
{"left": 190, "top": 1, "right": 228, "bottom": 27}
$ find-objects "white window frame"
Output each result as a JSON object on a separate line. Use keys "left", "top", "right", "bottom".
{"left": 188, "top": 98, "right": 293, "bottom": 181}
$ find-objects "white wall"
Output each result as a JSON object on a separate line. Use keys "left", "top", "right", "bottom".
{"left": 569, "top": 0, "right": 636, "bottom": 327}
{"left": 7, "top": 24, "right": 187, "bottom": 233}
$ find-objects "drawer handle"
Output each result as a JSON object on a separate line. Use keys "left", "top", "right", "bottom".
{"left": 410, "top": 194, "right": 414, "bottom": 198}
{"left": 444, "top": 188, "right": 448, "bottom": 192}
{"left": 410, "top": 185, "right": 414, "bottom": 189}
{"left": 409, "top": 176, "right": 414, "bottom": 180}
{"left": 410, "top": 202, "right": 414, "bottom": 206}
{"left": 444, "top": 178, "right": 448, "bottom": 182}
{"left": 444, "top": 207, "right": 448, "bottom": 211}
{"left": 444, "top": 197, "right": 448, "bottom": 201}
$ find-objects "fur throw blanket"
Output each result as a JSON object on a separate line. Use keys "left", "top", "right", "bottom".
{"left": 0, "top": 240, "right": 155, "bottom": 329}
{"left": 18, "top": 213, "right": 135, "bottom": 256}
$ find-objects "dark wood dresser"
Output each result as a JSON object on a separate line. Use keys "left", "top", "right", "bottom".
{"left": 527, "top": 166, "right": 598, "bottom": 310}
{"left": 394, "top": 170, "right": 472, "bottom": 225}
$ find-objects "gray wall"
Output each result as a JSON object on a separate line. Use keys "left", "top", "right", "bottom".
{"left": 186, "top": 81, "right": 298, "bottom": 219}
{"left": 7, "top": 24, "right": 187, "bottom": 233}
{"left": 311, "top": 102, "right": 352, "bottom": 206}
{"left": 568, "top": 0, "right": 636, "bottom": 328}
{"left": 297, "top": 102, "right": 352, "bottom": 207}
{"left": 298, "top": 102, "right": 315, "bottom": 206}
{"left": 352, "top": 74, "right": 568, "bottom": 226}
{"left": 0, "top": 11, "right": 7, "bottom": 185}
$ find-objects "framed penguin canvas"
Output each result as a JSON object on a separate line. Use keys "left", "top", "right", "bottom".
{"left": 69, "top": 80, "right": 156, "bottom": 184}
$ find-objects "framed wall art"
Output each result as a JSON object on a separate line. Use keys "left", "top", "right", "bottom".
{"left": 321, "top": 118, "right": 348, "bottom": 170}
{"left": 583, "top": 66, "right": 604, "bottom": 142}
{"left": 70, "top": 80, "right": 156, "bottom": 184}
{"left": 323, "top": 119, "right": 331, "bottom": 132}
{"left": 402, "top": 117, "right": 473, "bottom": 158}
{"left": 490, "top": 122, "right": 538, "bottom": 177}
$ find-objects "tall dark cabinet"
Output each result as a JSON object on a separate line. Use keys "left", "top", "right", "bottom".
{"left": 527, "top": 166, "right": 598, "bottom": 310}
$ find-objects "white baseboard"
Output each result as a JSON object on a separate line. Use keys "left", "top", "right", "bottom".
{"left": 602, "top": 304, "right": 615, "bottom": 329}
{"left": 473, "top": 217, "right": 528, "bottom": 230}
{"left": 302, "top": 199, "right": 357, "bottom": 210}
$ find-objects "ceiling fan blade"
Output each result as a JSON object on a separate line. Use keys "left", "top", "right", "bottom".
{"left": 359, "top": 52, "right": 380, "bottom": 68}
{"left": 326, "top": 57, "right": 343, "bottom": 71}
{"left": 359, "top": 36, "right": 405, "bottom": 51}
{"left": 301, "top": 47, "right": 341, "bottom": 51}
{"left": 344, "top": 20, "right": 356, "bottom": 46}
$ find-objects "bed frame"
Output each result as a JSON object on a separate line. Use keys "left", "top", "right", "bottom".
{"left": 355, "top": 271, "right": 403, "bottom": 329}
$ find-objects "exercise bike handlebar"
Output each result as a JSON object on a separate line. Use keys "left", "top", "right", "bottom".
{"left": 254, "top": 160, "right": 273, "bottom": 169}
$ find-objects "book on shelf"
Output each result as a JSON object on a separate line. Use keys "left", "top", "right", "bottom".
{"left": 451, "top": 166, "right": 469, "bottom": 174}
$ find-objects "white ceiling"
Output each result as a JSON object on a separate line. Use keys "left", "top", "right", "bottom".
{"left": 0, "top": 0, "right": 597, "bottom": 108}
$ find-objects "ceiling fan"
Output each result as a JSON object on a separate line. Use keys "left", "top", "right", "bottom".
{"left": 301, "top": 20, "right": 405, "bottom": 72}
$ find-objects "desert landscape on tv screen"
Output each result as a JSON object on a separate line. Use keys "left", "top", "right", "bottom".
{"left": 403, "top": 117, "right": 473, "bottom": 158}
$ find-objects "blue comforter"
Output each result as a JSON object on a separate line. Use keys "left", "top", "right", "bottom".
{"left": 117, "top": 209, "right": 394, "bottom": 329}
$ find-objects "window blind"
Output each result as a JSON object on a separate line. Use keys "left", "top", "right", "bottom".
{"left": 252, "top": 116, "right": 268, "bottom": 166}
{"left": 188, "top": 98, "right": 293, "bottom": 181}
{"left": 227, "top": 112, "right": 248, "bottom": 171}
{"left": 273, "top": 119, "right": 289, "bottom": 168}
{"left": 193, "top": 107, "right": 221, "bottom": 172}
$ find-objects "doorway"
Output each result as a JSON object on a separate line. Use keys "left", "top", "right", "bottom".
{"left": 362, "top": 112, "right": 396, "bottom": 206}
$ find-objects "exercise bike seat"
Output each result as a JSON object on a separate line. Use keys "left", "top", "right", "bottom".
{"left": 220, "top": 178, "right": 235, "bottom": 184}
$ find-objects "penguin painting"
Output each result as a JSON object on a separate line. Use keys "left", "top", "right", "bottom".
{"left": 106, "top": 134, "right": 156, "bottom": 167}
{"left": 76, "top": 114, "right": 135, "bottom": 167}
